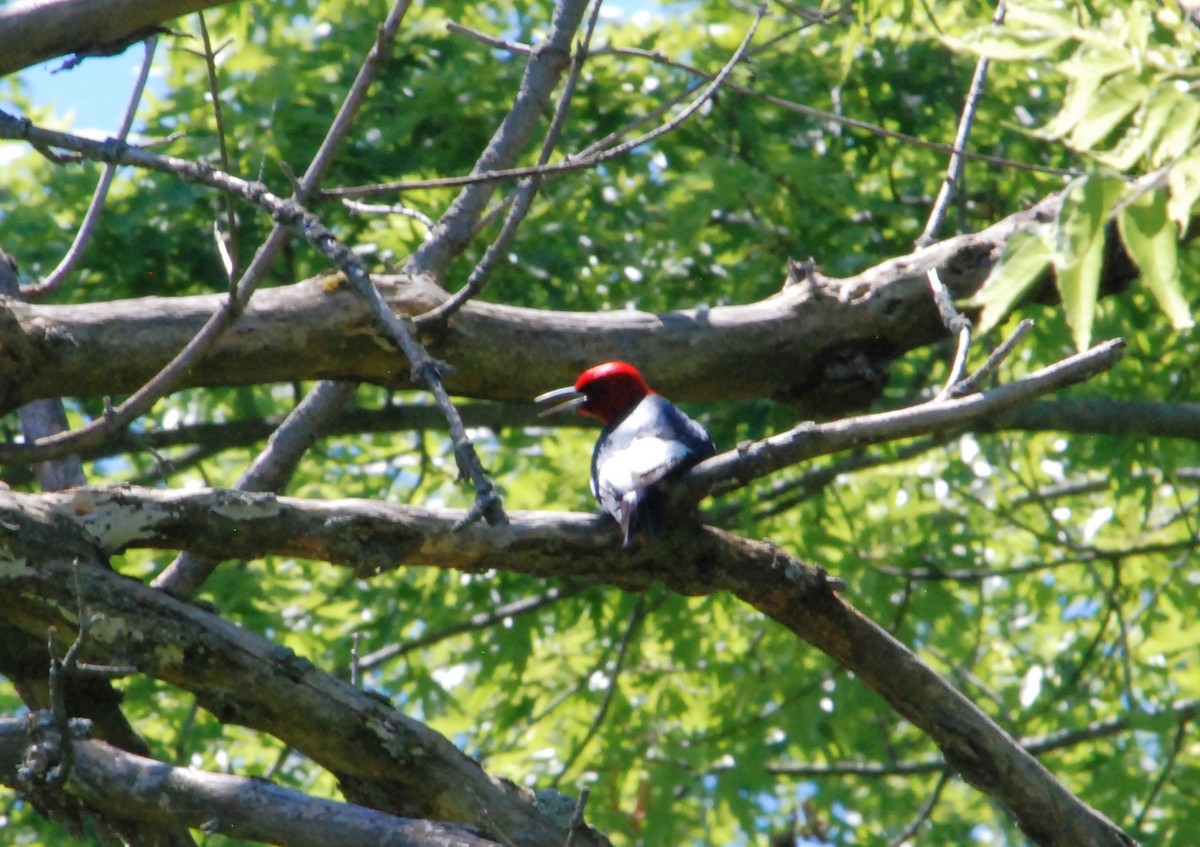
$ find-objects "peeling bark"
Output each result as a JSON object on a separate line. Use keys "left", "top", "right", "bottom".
{"left": 0, "top": 485, "right": 1135, "bottom": 847}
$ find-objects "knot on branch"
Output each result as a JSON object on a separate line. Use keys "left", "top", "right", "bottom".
{"left": 947, "top": 313, "right": 973, "bottom": 335}
{"left": 18, "top": 711, "right": 92, "bottom": 789}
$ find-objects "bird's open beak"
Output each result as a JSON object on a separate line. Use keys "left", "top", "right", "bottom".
{"left": 535, "top": 385, "right": 587, "bottom": 417}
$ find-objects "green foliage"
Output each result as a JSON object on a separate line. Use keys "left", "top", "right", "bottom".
{"left": 2, "top": 0, "right": 1200, "bottom": 846}
{"left": 953, "top": 0, "right": 1200, "bottom": 348}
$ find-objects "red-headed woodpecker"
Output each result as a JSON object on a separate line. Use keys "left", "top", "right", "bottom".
{"left": 536, "top": 361, "right": 715, "bottom": 545}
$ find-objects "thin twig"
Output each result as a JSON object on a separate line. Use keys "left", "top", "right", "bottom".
{"left": 22, "top": 36, "right": 158, "bottom": 302}
{"left": 296, "top": 0, "right": 415, "bottom": 201}
{"left": 416, "top": 0, "right": 606, "bottom": 325}
{"left": 446, "top": 20, "right": 529, "bottom": 54}
{"left": 748, "top": 435, "right": 952, "bottom": 520}
{"left": 949, "top": 317, "right": 1034, "bottom": 397}
{"left": 921, "top": 1, "right": 1006, "bottom": 399}
{"left": 325, "top": 8, "right": 770, "bottom": 202}
{"left": 357, "top": 584, "right": 587, "bottom": 667}
{"left": 45, "top": 560, "right": 90, "bottom": 788}
{"left": 552, "top": 594, "right": 649, "bottom": 787}
{"left": 888, "top": 771, "right": 951, "bottom": 847}
{"left": 196, "top": 13, "right": 240, "bottom": 287}
{"left": 916, "top": 0, "right": 1007, "bottom": 248}
{"left": 563, "top": 787, "right": 591, "bottom": 847}
{"left": 1133, "top": 717, "right": 1189, "bottom": 833}
{"left": 342, "top": 199, "right": 436, "bottom": 233}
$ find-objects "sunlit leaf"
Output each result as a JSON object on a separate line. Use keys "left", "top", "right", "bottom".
{"left": 1053, "top": 173, "right": 1125, "bottom": 350}
{"left": 1167, "top": 149, "right": 1200, "bottom": 236}
{"left": 972, "top": 226, "right": 1054, "bottom": 334}
{"left": 1153, "top": 95, "right": 1200, "bottom": 167}
{"left": 1118, "top": 190, "right": 1194, "bottom": 330}
{"left": 1093, "top": 84, "right": 1180, "bottom": 171}
{"left": 1068, "top": 72, "right": 1148, "bottom": 151}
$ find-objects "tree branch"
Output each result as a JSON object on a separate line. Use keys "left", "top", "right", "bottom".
{"left": 0, "top": 718, "right": 506, "bottom": 847}
{"left": 0, "top": 185, "right": 1138, "bottom": 423}
{"left": 0, "top": 487, "right": 1134, "bottom": 847}
{"left": 406, "top": 0, "right": 591, "bottom": 278}
{"left": 0, "top": 522, "right": 611, "bottom": 847}
{"left": 0, "top": 0, "right": 231, "bottom": 78}
{"left": 680, "top": 338, "right": 1126, "bottom": 502}
{"left": 20, "top": 36, "right": 159, "bottom": 302}
{"left": 0, "top": 115, "right": 506, "bottom": 524}
{"left": 6, "top": 396, "right": 1197, "bottom": 487}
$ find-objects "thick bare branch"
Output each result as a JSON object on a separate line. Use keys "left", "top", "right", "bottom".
{"left": 0, "top": 719, "right": 506, "bottom": 847}
{"left": 0, "top": 517, "right": 609, "bottom": 847}
{"left": 0, "top": 0, "right": 231, "bottom": 78}
{"left": 0, "top": 186, "right": 1138, "bottom": 425}
{"left": 0, "top": 486, "right": 1133, "bottom": 847}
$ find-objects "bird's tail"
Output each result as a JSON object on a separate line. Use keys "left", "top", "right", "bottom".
{"left": 619, "top": 488, "right": 667, "bottom": 546}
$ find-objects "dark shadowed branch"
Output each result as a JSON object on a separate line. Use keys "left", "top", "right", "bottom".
{"left": 0, "top": 718, "right": 507, "bottom": 847}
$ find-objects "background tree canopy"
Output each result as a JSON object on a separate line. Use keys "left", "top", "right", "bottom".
{"left": 0, "top": 1, "right": 1197, "bottom": 846}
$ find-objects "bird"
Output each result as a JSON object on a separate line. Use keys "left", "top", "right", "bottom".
{"left": 536, "top": 361, "right": 715, "bottom": 545}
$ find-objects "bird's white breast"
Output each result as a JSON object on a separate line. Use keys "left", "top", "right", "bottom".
{"left": 595, "top": 436, "right": 691, "bottom": 497}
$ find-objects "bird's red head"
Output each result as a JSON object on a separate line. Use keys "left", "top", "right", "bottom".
{"left": 573, "top": 361, "right": 651, "bottom": 424}
{"left": 536, "top": 361, "right": 652, "bottom": 425}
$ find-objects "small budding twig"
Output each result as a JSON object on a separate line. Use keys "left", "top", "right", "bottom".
{"left": 948, "top": 317, "right": 1035, "bottom": 398}
{"left": 918, "top": 1, "right": 1008, "bottom": 401}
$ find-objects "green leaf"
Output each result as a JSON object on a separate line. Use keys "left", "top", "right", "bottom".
{"left": 1039, "top": 73, "right": 1104, "bottom": 140}
{"left": 1069, "top": 73, "right": 1148, "bottom": 151}
{"left": 1053, "top": 173, "right": 1125, "bottom": 350}
{"left": 1167, "top": 149, "right": 1200, "bottom": 236}
{"left": 1154, "top": 95, "right": 1200, "bottom": 166}
{"left": 1118, "top": 191, "right": 1194, "bottom": 330}
{"left": 1094, "top": 84, "right": 1181, "bottom": 171}
{"left": 1058, "top": 42, "right": 1136, "bottom": 81}
{"left": 973, "top": 227, "right": 1054, "bottom": 334}
{"left": 943, "top": 30, "right": 1069, "bottom": 62}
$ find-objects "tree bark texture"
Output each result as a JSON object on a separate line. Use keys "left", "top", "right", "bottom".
{"left": 0, "top": 718, "right": 508, "bottom": 847}
{"left": 0, "top": 485, "right": 1135, "bottom": 847}
{"left": 0, "top": 0, "right": 234, "bottom": 78}
{"left": 0, "top": 191, "right": 1137, "bottom": 419}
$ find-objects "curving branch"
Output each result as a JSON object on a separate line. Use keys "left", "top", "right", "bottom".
{"left": 0, "top": 516, "right": 611, "bottom": 847}
{"left": 21, "top": 37, "right": 160, "bottom": 302}
{"left": 0, "top": 718, "right": 508, "bottom": 847}
{"left": 0, "top": 0, "right": 232, "bottom": 78}
{"left": 0, "top": 484, "right": 1134, "bottom": 847}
